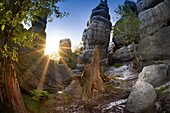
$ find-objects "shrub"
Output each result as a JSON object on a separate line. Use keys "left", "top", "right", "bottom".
{"left": 31, "top": 90, "right": 49, "bottom": 101}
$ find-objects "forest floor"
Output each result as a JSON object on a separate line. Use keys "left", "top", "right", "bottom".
{"left": 23, "top": 63, "right": 139, "bottom": 113}
{"left": 23, "top": 76, "right": 134, "bottom": 113}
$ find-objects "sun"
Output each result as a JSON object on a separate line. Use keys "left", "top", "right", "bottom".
{"left": 45, "top": 39, "right": 60, "bottom": 60}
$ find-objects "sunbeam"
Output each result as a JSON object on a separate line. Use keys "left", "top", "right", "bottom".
{"left": 37, "top": 57, "right": 50, "bottom": 90}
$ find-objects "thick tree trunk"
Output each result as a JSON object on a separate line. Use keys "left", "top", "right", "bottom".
{"left": 5, "top": 58, "right": 28, "bottom": 113}
{"left": 81, "top": 46, "right": 105, "bottom": 101}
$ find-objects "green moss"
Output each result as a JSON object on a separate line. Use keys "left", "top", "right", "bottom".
{"left": 156, "top": 85, "right": 170, "bottom": 93}
{"left": 111, "top": 63, "right": 123, "bottom": 68}
{"left": 23, "top": 94, "right": 57, "bottom": 113}
{"left": 23, "top": 94, "right": 45, "bottom": 113}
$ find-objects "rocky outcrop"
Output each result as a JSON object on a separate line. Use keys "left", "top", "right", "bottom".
{"left": 16, "top": 17, "right": 72, "bottom": 93}
{"left": 126, "top": 1, "right": 170, "bottom": 112}
{"left": 112, "top": 0, "right": 139, "bottom": 48}
{"left": 58, "top": 39, "right": 77, "bottom": 69}
{"left": 126, "top": 63, "right": 170, "bottom": 112}
{"left": 126, "top": 80, "right": 157, "bottom": 113}
{"left": 58, "top": 38, "right": 72, "bottom": 62}
{"left": 78, "top": 49, "right": 94, "bottom": 64}
{"left": 137, "top": 0, "right": 170, "bottom": 61}
{"left": 78, "top": 0, "right": 111, "bottom": 64}
{"left": 138, "top": 64, "right": 169, "bottom": 87}
{"left": 16, "top": 55, "right": 72, "bottom": 93}
{"left": 137, "top": 0, "right": 164, "bottom": 13}
{"left": 32, "top": 16, "right": 47, "bottom": 50}
{"left": 108, "top": 44, "right": 136, "bottom": 64}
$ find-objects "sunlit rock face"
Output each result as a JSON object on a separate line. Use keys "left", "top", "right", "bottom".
{"left": 79, "top": 0, "right": 112, "bottom": 64}
{"left": 58, "top": 38, "right": 72, "bottom": 62}
{"left": 16, "top": 17, "right": 72, "bottom": 93}
{"left": 137, "top": 0, "right": 170, "bottom": 61}
{"left": 112, "top": 0, "right": 139, "bottom": 48}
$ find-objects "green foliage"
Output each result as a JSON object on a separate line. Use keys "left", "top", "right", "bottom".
{"left": 23, "top": 94, "right": 44, "bottom": 113}
{"left": 111, "top": 63, "right": 123, "bottom": 68}
{"left": 31, "top": 90, "right": 49, "bottom": 101}
{"left": 114, "top": 4, "right": 139, "bottom": 46}
{"left": 156, "top": 85, "right": 170, "bottom": 93}
{"left": 23, "top": 94, "right": 57, "bottom": 113}
{"left": 73, "top": 42, "right": 84, "bottom": 55}
{"left": 0, "top": 0, "right": 67, "bottom": 61}
{"left": 1, "top": 25, "right": 5, "bottom": 31}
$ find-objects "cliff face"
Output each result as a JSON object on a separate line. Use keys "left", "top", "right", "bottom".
{"left": 125, "top": 1, "right": 170, "bottom": 112}
{"left": 137, "top": 0, "right": 170, "bottom": 61}
{"left": 79, "top": 0, "right": 112, "bottom": 64}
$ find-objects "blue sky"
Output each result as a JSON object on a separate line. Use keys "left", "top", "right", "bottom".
{"left": 45, "top": 0, "right": 137, "bottom": 54}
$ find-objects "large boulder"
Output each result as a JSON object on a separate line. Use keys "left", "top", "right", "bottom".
{"left": 138, "top": 64, "right": 169, "bottom": 87}
{"left": 126, "top": 80, "right": 157, "bottom": 113}
{"left": 78, "top": 49, "right": 94, "bottom": 64}
{"left": 78, "top": 0, "right": 111, "bottom": 64}
{"left": 108, "top": 44, "right": 135, "bottom": 64}
{"left": 15, "top": 50, "right": 72, "bottom": 93}
{"left": 64, "top": 80, "right": 82, "bottom": 99}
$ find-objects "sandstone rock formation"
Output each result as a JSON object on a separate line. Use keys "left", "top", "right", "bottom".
{"left": 126, "top": 80, "right": 157, "bottom": 113}
{"left": 108, "top": 44, "right": 136, "bottom": 64}
{"left": 78, "top": 0, "right": 112, "bottom": 64}
{"left": 112, "top": 0, "right": 139, "bottom": 48}
{"left": 127, "top": 1, "right": 170, "bottom": 112}
{"left": 58, "top": 38, "right": 72, "bottom": 62}
{"left": 138, "top": 64, "right": 169, "bottom": 87}
{"left": 16, "top": 17, "right": 72, "bottom": 93}
{"left": 32, "top": 16, "right": 47, "bottom": 51}
{"left": 137, "top": 0, "right": 164, "bottom": 13}
{"left": 58, "top": 38, "right": 77, "bottom": 69}
{"left": 137, "top": 0, "right": 170, "bottom": 61}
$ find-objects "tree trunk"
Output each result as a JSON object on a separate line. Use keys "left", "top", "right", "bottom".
{"left": 4, "top": 58, "right": 28, "bottom": 113}
{"left": 81, "top": 46, "right": 105, "bottom": 101}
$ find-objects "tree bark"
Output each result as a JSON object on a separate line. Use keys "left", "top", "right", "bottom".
{"left": 81, "top": 46, "right": 105, "bottom": 101}
{"left": 5, "top": 58, "right": 28, "bottom": 113}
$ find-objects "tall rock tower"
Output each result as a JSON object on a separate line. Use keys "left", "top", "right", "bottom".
{"left": 79, "top": 0, "right": 112, "bottom": 64}
{"left": 32, "top": 16, "right": 47, "bottom": 52}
